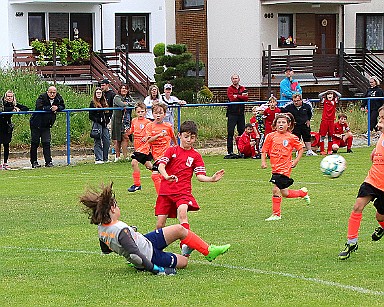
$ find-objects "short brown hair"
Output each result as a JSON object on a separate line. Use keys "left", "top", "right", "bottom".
{"left": 338, "top": 113, "right": 347, "bottom": 119}
{"left": 271, "top": 112, "right": 295, "bottom": 131}
{"left": 152, "top": 102, "right": 167, "bottom": 113}
{"left": 135, "top": 101, "right": 146, "bottom": 110}
{"left": 180, "top": 121, "right": 198, "bottom": 135}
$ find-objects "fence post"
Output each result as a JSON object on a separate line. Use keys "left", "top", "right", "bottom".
{"left": 367, "top": 98, "right": 371, "bottom": 146}
{"left": 66, "top": 110, "right": 71, "bottom": 165}
{"left": 195, "top": 42, "right": 200, "bottom": 94}
{"left": 53, "top": 42, "right": 57, "bottom": 86}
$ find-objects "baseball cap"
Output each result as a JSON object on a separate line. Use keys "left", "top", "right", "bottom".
{"left": 164, "top": 83, "right": 173, "bottom": 90}
{"left": 284, "top": 66, "right": 293, "bottom": 72}
{"left": 100, "top": 79, "right": 110, "bottom": 85}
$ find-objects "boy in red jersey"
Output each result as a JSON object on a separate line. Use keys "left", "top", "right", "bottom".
{"left": 261, "top": 113, "right": 311, "bottom": 221}
{"left": 338, "top": 106, "right": 384, "bottom": 260}
{"left": 146, "top": 103, "right": 177, "bottom": 194}
{"left": 332, "top": 113, "right": 353, "bottom": 154}
{"left": 237, "top": 123, "right": 260, "bottom": 158}
{"left": 318, "top": 90, "right": 341, "bottom": 155}
{"left": 155, "top": 121, "right": 225, "bottom": 256}
{"left": 127, "top": 102, "right": 152, "bottom": 192}
{"left": 263, "top": 96, "right": 281, "bottom": 136}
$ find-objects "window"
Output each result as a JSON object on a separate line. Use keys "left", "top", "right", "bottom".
{"left": 183, "top": 0, "right": 204, "bottom": 9}
{"left": 356, "top": 14, "right": 384, "bottom": 51}
{"left": 28, "top": 13, "right": 46, "bottom": 43}
{"left": 278, "top": 14, "right": 294, "bottom": 48}
{"left": 115, "top": 14, "right": 149, "bottom": 53}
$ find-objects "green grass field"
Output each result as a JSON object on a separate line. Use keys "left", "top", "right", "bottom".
{"left": 1, "top": 147, "right": 383, "bottom": 306}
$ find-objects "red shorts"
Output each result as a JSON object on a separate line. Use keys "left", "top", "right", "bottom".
{"left": 333, "top": 138, "right": 347, "bottom": 147}
{"left": 155, "top": 194, "right": 200, "bottom": 218}
{"left": 319, "top": 120, "right": 335, "bottom": 137}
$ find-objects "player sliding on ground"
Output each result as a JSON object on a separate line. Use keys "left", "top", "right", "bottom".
{"left": 80, "top": 182, "right": 230, "bottom": 275}
{"left": 261, "top": 113, "right": 311, "bottom": 221}
{"left": 338, "top": 105, "right": 384, "bottom": 260}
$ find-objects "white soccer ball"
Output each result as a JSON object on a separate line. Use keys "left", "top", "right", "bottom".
{"left": 320, "top": 154, "right": 347, "bottom": 178}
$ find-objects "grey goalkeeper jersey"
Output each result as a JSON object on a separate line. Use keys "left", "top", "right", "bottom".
{"left": 98, "top": 221, "right": 153, "bottom": 262}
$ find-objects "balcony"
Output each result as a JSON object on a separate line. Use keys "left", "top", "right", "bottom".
{"left": 261, "top": 0, "right": 370, "bottom": 4}
{"left": 9, "top": 0, "right": 120, "bottom": 4}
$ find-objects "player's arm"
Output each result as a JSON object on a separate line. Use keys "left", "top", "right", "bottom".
{"left": 370, "top": 148, "right": 376, "bottom": 162}
{"left": 261, "top": 152, "right": 268, "bottom": 169}
{"left": 292, "top": 147, "right": 304, "bottom": 168}
{"left": 99, "top": 240, "right": 112, "bottom": 254}
{"left": 158, "top": 162, "right": 178, "bottom": 182}
{"left": 196, "top": 169, "right": 225, "bottom": 182}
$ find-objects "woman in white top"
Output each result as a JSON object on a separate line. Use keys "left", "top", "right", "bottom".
{"left": 143, "top": 85, "right": 163, "bottom": 120}
{"left": 161, "top": 83, "right": 187, "bottom": 127}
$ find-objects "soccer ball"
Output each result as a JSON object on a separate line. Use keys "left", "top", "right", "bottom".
{"left": 320, "top": 154, "right": 347, "bottom": 178}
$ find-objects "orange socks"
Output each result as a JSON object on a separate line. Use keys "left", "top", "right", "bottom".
{"left": 347, "top": 212, "right": 362, "bottom": 240}
{"left": 180, "top": 223, "right": 190, "bottom": 246}
{"left": 133, "top": 171, "right": 141, "bottom": 186}
{"left": 182, "top": 230, "right": 209, "bottom": 256}
{"left": 286, "top": 189, "right": 306, "bottom": 198}
{"left": 151, "top": 172, "right": 162, "bottom": 194}
{"left": 272, "top": 196, "right": 282, "bottom": 216}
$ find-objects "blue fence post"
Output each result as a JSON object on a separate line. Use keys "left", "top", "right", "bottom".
{"left": 65, "top": 110, "right": 71, "bottom": 165}
{"left": 177, "top": 105, "right": 181, "bottom": 145}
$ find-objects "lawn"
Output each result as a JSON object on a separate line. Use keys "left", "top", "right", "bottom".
{"left": 1, "top": 146, "right": 383, "bottom": 306}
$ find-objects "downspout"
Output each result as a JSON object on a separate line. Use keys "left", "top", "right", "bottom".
{"left": 100, "top": 4, "right": 103, "bottom": 52}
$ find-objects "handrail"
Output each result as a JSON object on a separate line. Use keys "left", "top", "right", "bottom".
{"left": 1, "top": 96, "right": 380, "bottom": 165}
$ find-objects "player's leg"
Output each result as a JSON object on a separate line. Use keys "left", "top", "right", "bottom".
{"left": 128, "top": 158, "right": 142, "bottom": 192}
{"left": 372, "top": 194, "right": 384, "bottom": 241}
{"left": 266, "top": 183, "right": 282, "bottom": 220}
{"left": 121, "top": 133, "right": 129, "bottom": 159}
{"left": 318, "top": 121, "right": 326, "bottom": 154}
{"left": 344, "top": 132, "right": 353, "bottom": 152}
{"left": 156, "top": 214, "right": 168, "bottom": 229}
{"left": 151, "top": 170, "right": 162, "bottom": 194}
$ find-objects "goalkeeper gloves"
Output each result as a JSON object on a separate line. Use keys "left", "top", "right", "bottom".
{"left": 152, "top": 264, "right": 176, "bottom": 275}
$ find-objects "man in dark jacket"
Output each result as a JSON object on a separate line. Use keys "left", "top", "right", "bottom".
{"left": 225, "top": 74, "right": 248, "bottom": 158}
{"left": 30, "top": 86, "right": 65, "bottom": 168}
{"left": 100, "top": 79, "right": 116, "bottom": 107}
{"left": 280, "top": 93, "right": 317, "bottom": 156}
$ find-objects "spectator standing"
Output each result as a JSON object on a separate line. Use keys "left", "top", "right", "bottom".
{"left": 100, "top": 79, "right": 116, "bottom": 107}
{"left": 111, "top": 84, "right": 135, "bottom": 161}
{"left": 280, "top": 67, "right": 302, "bottom": 103}
{"left": 280, "top": 93, "right": 317, "bottom": 156}
{"left": 361, "top": 76, "right": 384, "bottom": 138}
{"left": 161, "top": 83, "right": 187, "bottom": 127}
{"left": 144, "top": 85, "right": 163, "bottom": 120}
{"left": 29, "top": 86, "right": 65, "bottom": 168}
{"left": 89, "top": 88, "right": 111, "bottom": 164}
{"left": 225, "top": 74, "right": 248, "bottom": 158}
{"left": 0, "top": 90, "right": 29, "bottom": 170}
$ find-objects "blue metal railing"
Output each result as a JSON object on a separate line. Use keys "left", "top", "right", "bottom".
{"left": 1, "top": 96, "right": 381, "bottom": 165}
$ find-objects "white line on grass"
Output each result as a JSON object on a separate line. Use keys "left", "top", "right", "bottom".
{"left": 2, "top": 245, "right": 383, "bottom": 296}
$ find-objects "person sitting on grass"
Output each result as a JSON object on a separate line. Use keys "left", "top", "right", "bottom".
{"left": 332, "top": 113, "right": 353, "bottom": 154}
{"left": 261, "top": 113, "right": 311, "bottom": 221}
{"left": 80, "top": 182, "right": 230, "bottom": 275}
{"left": 237, "top": 123, "right": 260, "bottom": 159}
{"left": 338, "top": 105, "right": 384, "bottom": 260}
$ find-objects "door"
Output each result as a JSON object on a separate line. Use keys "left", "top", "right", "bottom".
{"left": 315, "top": 14, "right": 336, "bottom": 54}
{"left": 70, "top": 13, "right": 93, "bottom": 46}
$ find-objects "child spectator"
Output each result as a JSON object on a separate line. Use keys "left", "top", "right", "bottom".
{"left": 261, "top": 113, "right": 310, "bottom": 221}
{"left": 127, "top": 102, "right": 153, "bottom": 192}
{"left": 237, "top": 123, "right": 260, "bottom": 158}
{"left": 338, "top": 105, "right": 384, "bottom": 260}
{"left": 80, "top": 182, "right": 230, "bottom": 274}
{"left": 332, "top": 113, "right": 353, "bottom": 154}
{"left": 155, "top": 120, "right": 225, "bottom": 256}
{"left": 318, "top": 89, "right": 341, "bottom": 155}
{"left": 147, "top": 103, "right": 177, "bottom": 193}
{"left": 251, "top": 104, "right": 268, "bottom": 153}
{"left": 263, "top": 96, "right": 281, "bottom": 136}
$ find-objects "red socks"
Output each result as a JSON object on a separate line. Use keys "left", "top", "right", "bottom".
{"left": 133, "top": 171, "right": 141, "bottom": 186}
{"left": 347, "top": 212, "right": 362, "bottom": 240}
{"left": 182, "top": 230, "right": 209, "bottom": 256}
{"left": 272, "top": 196, "right": 282, "bottom": 216}
{"left": 286, "top": 189, "right": 306, "bottom": 198}
{"left": 379, "top": 221, "right": 384, "bottom": 229}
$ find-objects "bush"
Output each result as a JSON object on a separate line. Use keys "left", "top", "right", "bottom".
{"left": 153, "top": 43, "right": 165, "bottom": 57}
{"left": 167, "top": 44, "right": 187, "bottom": 55}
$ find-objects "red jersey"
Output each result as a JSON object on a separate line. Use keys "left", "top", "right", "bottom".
{"left": 146, "top": 121, "right": 175, "bottom": 160}
{"left": 321, "top": 98, "right": 338, "bottom": 120}
{"left": 158, "top": 146, "right": 205, "bottom": 195}
{"left": 250, "top": 116, "right": 259, "bottom": 134}
{"left": 333, "top": 122, "right": 350, "bottom": 139}
{"left": 130, "top": 117, "right": 151, "bottom": 154}
{"left": 364, "top": 134, "right": 384, "bottom": 191}
{"left": 263, "top": 107, "right": 281, "bottom": 135}
{"left": 262, "top": 131, "right": 302, "bottom": 177}
{"left": 237, "top": 131, "right": 257, "bottom": 153}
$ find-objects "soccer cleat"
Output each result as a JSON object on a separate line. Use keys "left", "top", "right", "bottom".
{"left": 372, "top": 226, "right": 384, "bottom": 241}
{"left": 347, "top": 149, "right": 353, "bottom": 153}
{"left": 95, "top": 160, "right": 104, "bottom": 164}
{"left": 306, "top": 150, "right": 317, "bottom": 156}
{"left": 205, "top": 244, "right": 231, "bottom": 262}
{"left": 128, "top": 185, "right": 142, "bottom": 192}
{"left": 320, "top": 151, "right": 327, "bottom": 156}
{"left": 300, "top": 187, "right": 311, "bottom": 205}
{"left": 265, "top": 214, "right": 281, "bottom": 221}
{"left": 181, "top": 244, "right": 194, "bottom": 257}
{"left": 338, "top": 243, "right": 358, "bottom": 260}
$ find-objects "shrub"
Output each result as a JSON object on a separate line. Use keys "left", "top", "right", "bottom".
{"left": 167, "top": 44, "right": 187, "bottom": 55}
{"left": 153, "top": 43, "right": 165, "bottom": 57}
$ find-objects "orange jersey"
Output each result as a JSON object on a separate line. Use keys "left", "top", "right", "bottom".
{"left": 146, "top": 121, "right": 175, "bottom": 160}
{"left": 364, "top": 134, "right": 384, "bottom": 191}
{"left": 262, "top": 131, "right": 303, "bottom": 177}
{"left": 130, "top": 117, "right": 151, "bottom": 154}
